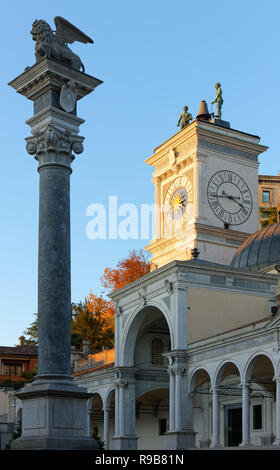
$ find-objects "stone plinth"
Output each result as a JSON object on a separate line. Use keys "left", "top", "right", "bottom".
{"left": 9, "top": 59, "right": 102, "bottom": 450}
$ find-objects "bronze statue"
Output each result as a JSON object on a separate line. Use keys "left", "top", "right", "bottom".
{"left": 211, "top": 82, "right": 223, "bottom": 120}
{"left": 177, "top": 106, "right": 193, "bottom": 130}
{"left": 30, "top": 16, "right": 93, "bottom": 72}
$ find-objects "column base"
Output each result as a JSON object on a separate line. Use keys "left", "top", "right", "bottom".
{"left": 165, "top": 431, "right": 196, "bottom": 450}
{"left": 239, "top": 442, "right": 253, "bottom": 447}
{"left": 112, "top": 436, "right": 138, "bottom": 450}
{"left": 10, "top": 377, "right": 98, "bottom": 450}
{"left": 199, "top": 439, "right": 211, "bottom": 448}
{"left": 259, "top": 433, "right": 274, "bottom": 446}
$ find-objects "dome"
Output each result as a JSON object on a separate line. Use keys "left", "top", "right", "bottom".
{"left": 231, "top": 223, "right": 280, "bottom": 271}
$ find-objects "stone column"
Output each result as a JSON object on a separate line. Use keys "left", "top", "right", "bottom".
{"left": 165, "top": 351, "right": 196, "bottom": 449}
{"left": 9, "top": 58, "right": 102, "bottom": 450}
{"left": 273, "top": 376, "right": 280, "bottom": 446}
{"left": 210, "top": 388, "right": 220, "bottom": 448}
{"left": 113, "top": 367, "right": 138, "bottom": 450}
{"left": 168, "top": 366, "right": 175, "bottom": 432}
{"left": 240, "top": 382, "right": 251, "bottom": 447}
{"left": 103, "top": 407, "right": 110, "bottom": 450}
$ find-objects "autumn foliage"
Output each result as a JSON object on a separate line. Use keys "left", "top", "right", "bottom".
{"left": 101, "top": 249, "right": 151, "bottom": 292}
{"left": 24, "top": 250, "right": 151, "bottom": 351}
{"left": 71, "top": 295, "right": 115, "bottom": 350}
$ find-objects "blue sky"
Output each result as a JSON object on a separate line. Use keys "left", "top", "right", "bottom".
{"left": 1, "top": 0, "right": 280, "bottom": 345}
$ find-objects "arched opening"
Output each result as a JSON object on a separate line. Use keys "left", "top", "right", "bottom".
{"left": 121, "top": 304, "right": 172, "bottom": 367}
{"left": 133, "top": 306, "right": 171, "bottom": 370}
{"left": 216, "top": 362, "right": 242, "bottom": 447}
{"left": 245, "top": 354, "right": 276, "bottom": 446}
{"left": 189, "top": 369, "right": 212, "bottom": 448}
{"left": 89, "top": 393, "right": 103, "bottom": 442}
{"left": 115, "top": 304, "right": 171, "bottom": 449}
{"left": 135, "top": 388, "right": 169, "bottom": 450}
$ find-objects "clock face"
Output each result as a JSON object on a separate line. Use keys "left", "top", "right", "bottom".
{"left": 207, "top": 170, "right": 253, "bottom": 225}
{"left": 164, "top": 176, "right": 192, "bottom": 226}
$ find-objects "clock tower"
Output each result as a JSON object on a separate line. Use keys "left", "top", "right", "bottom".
{"left": 145, "top": 106, "right": 268, "bottom": 269}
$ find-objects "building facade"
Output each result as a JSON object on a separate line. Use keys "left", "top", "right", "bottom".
{"left": 73, "top": 113, "right": 280, "bottom": 449}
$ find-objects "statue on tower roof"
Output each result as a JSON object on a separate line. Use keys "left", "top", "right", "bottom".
{"left": 177, "top": 105, "right": 193, "bottom": 130}
{"left": 30, "top": 16, "right": 93, "bottom": 72}
{"left": 211, "top": 82, "right": 223, "bottom": 120}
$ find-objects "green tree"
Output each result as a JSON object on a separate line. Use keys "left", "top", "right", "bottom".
{"left": 23, "top": 314, "right": 38, "bottom": 345}
{"left": 259, "top": 207, "right": 278, "bottom": 228}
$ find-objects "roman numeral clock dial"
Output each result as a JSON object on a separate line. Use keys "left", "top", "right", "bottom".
{"left": 207, "top": 170, "right": 253, "bottom": 225}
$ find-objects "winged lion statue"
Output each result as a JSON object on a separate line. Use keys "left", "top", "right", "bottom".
{"left": 30, "top": 16, "right": 93, "bottom": 72}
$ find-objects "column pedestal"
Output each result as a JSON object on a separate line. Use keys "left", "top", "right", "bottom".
{"left": 165, "top": 431, "right": 196, "bottom": 450}
{"left": 11, "top": 378, "right": 96, "bottom": 450}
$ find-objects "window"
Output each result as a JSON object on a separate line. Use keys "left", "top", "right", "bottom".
{"left": 3, "top": 363, "right": 23, "bottom": 376}
{"left": 159, "top": 418, "right": 167, "bottom": 435}
{"left": 253, "top": 404, "right": 262, "bottom": 430}
{"left": 262, "top": 191, "right": 270, "bottom": 202}
{"left": 151, "top": 338, "right": 164, "bottom": 365}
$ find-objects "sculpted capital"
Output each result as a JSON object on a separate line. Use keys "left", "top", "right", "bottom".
{"left": 26, "top": 125, "right": 84, "bottom": 171}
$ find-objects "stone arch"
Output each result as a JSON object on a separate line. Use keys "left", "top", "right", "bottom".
{"left": 120, "top": 301, "right": 173, "bottom": 367}
{"left": 244, "top": 352, "right": 276, "bottom": 383}
{"left": 214, "top": 360, "right": 242, "bottom": 388}
{"left": 189, "top": 367, "right": 213, "bottom": 392}
{"left": 88, "top": 391, "right": 104, "bottom": 411}
{"left": 104, "top": 387, "right": 115, "bottom": 409}
{"left": 188, "top": 367, "right": 212, "bottom": 448}
{"left": 88, "top": 392, "right": 104, "bottom": 438}
{"left": 136, "top": 384, "right": 169, "bottom": 400}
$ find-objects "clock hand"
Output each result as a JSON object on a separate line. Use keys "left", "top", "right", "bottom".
{"left": 221, "top": 191, "right": 243, "bottom": 208}
{"left": 209, "top": 192, "right": 240, "bottom": 200}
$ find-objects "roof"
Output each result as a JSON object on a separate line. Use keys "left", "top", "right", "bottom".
{"left": 0, "top": 345, "right": 38, "bottom": 357}
{"left": 231, "top": 223, "right": 280, "bottom": 271}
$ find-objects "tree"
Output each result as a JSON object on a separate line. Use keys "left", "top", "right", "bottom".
{"left": 23, "top": 249, "right": 151, "bottom": 350}
{"left": 101, "top": 249, "right": 151, "bottom": 292}
{"left": 71, "top": 296, "right": 115, "bottom": 350}
{"left": 23, "top": 314, "right": 38, "bottom": 345}
{"left": 259, "top": 207, "right": 278, "bottom": 228}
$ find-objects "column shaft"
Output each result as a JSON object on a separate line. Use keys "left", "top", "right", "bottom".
{"left": 175, "top": 371, "right": 182, "bottom": 431}
{"left": 169, "top": 370, "right": 175, "bottom": 432}
{"left": 103, "top": 408, "right": 110, "bottom": 450}
{"left": 240, "top": 383, "right": 251, "bottom": 446}
{"left": 119, "top": 386, "right": 125, "bottom": 436}
{"left": 274, "top": 377, "right": 280, "bottom": 445}
{"left": 37, "top": 165, "right": 71, "bottom": 378}
{"left": 211, "top": 388, "right": 220, "bottom": 447}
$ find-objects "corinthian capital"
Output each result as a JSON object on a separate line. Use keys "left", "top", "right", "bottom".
{"left": 25, "top": 124, "right": 84, "bottom": 171}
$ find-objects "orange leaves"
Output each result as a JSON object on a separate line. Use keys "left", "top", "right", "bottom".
{"left": 101, "top": 249, "right": 151, "bottom": 292}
